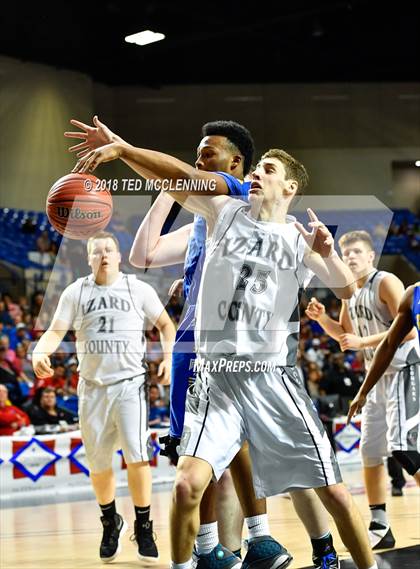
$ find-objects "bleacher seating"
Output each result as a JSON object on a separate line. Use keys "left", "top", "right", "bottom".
{"left": 0, "top": 206, "right": 419, "bottom": 270}
{"left": 0, "top": 208, "right": 61, "bottom": 269}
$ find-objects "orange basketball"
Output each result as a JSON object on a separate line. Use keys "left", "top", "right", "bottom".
{"left": 46, "top": 173, "right": 113, "bottom": 239}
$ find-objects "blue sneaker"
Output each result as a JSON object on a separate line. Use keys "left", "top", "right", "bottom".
{"left": 242, "top": 536, "right": 292, "bottom": 569}
{"left": 192, "top": 543, "right": 242, "bottom": 569}
{"left": 313, "top": 550, "right": 340, "bottom": 568}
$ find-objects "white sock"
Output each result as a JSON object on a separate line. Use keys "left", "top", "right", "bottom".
{"left": 367, "top": 564, "right": 378, "bottom": 569}
{"left": 195, "top": 522, "right": 219, "bottom": 555}
{"left": 170, "top": 561, "right": 192, "bottom": 569}
{"left": 245, "top": 514, "right": 270, "bottom": 540}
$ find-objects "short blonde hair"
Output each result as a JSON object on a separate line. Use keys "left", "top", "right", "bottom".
{"left": 87, "top": 231, "right": 120, "bottom": 255}
{"left": 338, "top": 230, "right": 374, "bottom": 251}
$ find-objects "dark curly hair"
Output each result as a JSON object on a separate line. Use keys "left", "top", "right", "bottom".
{"left": 201, "top": 120, "right": 255, "bottom": 176}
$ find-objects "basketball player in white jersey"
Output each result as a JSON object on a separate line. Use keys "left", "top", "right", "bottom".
{"left": 305, "top": 230, "right": 420, "bottom": 550}
{"left": 32, "top": 231, "right": 176, "bottom": 564}
{"left": 67, "top": 117, "right": 342, "bottom": 568}
{"left": 73, "top": 142, "right": 378, "bottom": 568}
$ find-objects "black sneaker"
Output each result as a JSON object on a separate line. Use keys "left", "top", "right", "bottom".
{"left": 131, "top": 520, "right": 159, "bottom": 563}
{"left": 313, "top": 550, "right": 340, "bottom": 568}
{"left": 242, "top": 536, "right": 292, "bottom": 569}
{"left": 99, "top": 513, "right": 127, "bottom": 563}
{"left": 368, "top": 522, "right": 396, "bottom": 550}
{"left": 391, "top": 485, "right": 403, "bottom": 497}
{"left": 159, "top": 433, "right": 181, "bottom": 465}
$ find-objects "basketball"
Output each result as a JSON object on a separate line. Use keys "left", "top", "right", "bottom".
{"left": 46, "top": 173, "right": 113, "bottom": 239}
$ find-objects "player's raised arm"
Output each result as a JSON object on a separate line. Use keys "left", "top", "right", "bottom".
{"left": 66, "top": 115, "right": 155, "bottom": 179}
{"left": 129, "top": 192, "right": 193, "bottom": 268}
{"left": 296, "top": 208, "right": 355, "bottom": 299}
{"left": 347, "top": 286, "right": 417, "bottom": 423}
{"left": 65, "top": 116, "right": 124, "bottom": 157}
{"left": 71, "top": 141, "right": 232, "bottom": 231}
{"left": 72, "top": 141, "right": 230, "bottom": 195}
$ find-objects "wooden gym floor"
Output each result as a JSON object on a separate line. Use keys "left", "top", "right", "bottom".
{"left": 1, "top": 467, "right": 419, "bottom": 569}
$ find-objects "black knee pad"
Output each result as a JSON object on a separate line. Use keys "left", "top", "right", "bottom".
{"left": 392, "top": 450, "right": 420, "bottom": 476}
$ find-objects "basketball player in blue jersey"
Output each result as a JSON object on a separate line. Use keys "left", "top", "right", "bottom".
{"left": 130, "top": 121, "right": 252, "bottom": 452}
{"left": 348, "top": 281, "right": 420, "bottom": 481}
{"left": 73, "top": 143, "right": 377, "bottom": 569}
{"left": 32, "top": 231, "right": 176, "bottom": 564}
{"left": 68, "top": 119, "right": 341, "bottom": 568}
{"left": 306, "top": 231, "right": 420, "bottom": 550}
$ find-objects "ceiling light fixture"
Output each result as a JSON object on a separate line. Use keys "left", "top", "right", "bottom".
{"left": 125, "top": 30, "right": 165, "bottom": 46}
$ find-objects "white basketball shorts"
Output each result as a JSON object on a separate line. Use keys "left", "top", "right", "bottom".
{"left": 361, "top": 362, "right": 420, "bottom": 466}
{"left": 77, "top": 374, "right": 153, "bottom": 473}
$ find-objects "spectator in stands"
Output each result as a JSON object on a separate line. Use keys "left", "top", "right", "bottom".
{"left": 15, "top": 323, "right": 32, "bottom": 344}
{"left": 27, "top": 387, "right": 77, "bottom": 430}
{"left": 18, "top": 296, "right": 30, "bottom": 313}
{"left": 14, "top": 344, "right": 35, "bottom": 385}
{"left": 0, "top": 335, "right": 16, "bottom": 365}
{"left": 66, "top": 357, "right": 79, "bottom": 395}
{"left": 28, "top": 233, "right": 56, "bottom": 267}
{"left": 148, "top": 384, "right": 169, "bottom": 426}
{"left": 327, "top": 297, "right": 341, "bottom": 320}
{"left": 37, "top": 230, "right": 52, "bottom": 252}
{"left": 319, "top": 353, "right": 362, "bottom": 413}
{"left": 2, "top": 293, "right": 22, "bottom": 321}
{"left": 50, "top": 347, "right": 68, "bottom": 368}
{"left": 0, "top": 300, "right": 14, "bottom": 327}
{"left": 21, "top": 216, "right": 37, "bottom": 234}
{"left": 304, "top": 361, "right": 324, "bottom": 399}
{"left": 306, "top": 337, "right": 325, "bottom": 368}
{"left": 37, "top": 364, "right": 67, "bottom": 396}
{"left": 350, "top": 351, "right": 365, "bottom": 374}
{"left": 0, "top": 384, "right": 30, "bottom": 435}
{"left": 0, "top": 349, "right": 24, "bottom": 405}
{"left": 146, "top": 327, "right": 163, "bottom": 363}
{"left": 31, "top": 291, "right": 44, "bottom": 318}
{"left": 22, "top": 312, "right": 33, "bottom": 329}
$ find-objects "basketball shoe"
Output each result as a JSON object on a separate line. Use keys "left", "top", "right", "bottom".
{"left": 131, "top": 519, "right": 159, "bottom": 563}
{"left": 242, "top": 536, "right": 292, "bottom": 569}
{"left": 99, "top": 513, "right": 127, "bottom": 562}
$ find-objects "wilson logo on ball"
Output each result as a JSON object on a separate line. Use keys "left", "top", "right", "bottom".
{"left": 47, "top": 173, "right": 113, "bottom": 240}
{"left": 56, "top": 207, "right": 102, "bottom": 220}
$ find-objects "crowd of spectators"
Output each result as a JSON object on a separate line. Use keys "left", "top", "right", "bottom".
{"left": 0, "top": 285, "right": 365, "bottom": 439}
{"left": 0, "top": 287, "right": 185, "bottom": 437}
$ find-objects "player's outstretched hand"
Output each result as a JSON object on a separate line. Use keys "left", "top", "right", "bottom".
{"left": 295, "top": 208, "right": 335, "bottom": 258}
{"left": 305, "top": 297, "right": 325, "bottom": 321}
{"left": 339, "top": 333, "right": 362, "bottom": 351}
{"left": 347, "top": 391, "right": 366, "bottom": 424}
{"left": 32, "top": 354, "right": 54, "bottom": 378}
{"left": 157, "top": 357, "right": 171, "bottom": 386}
{"left": 72, "top": 142, "right": 123, "bottom": 174}
{"left": 64, "top": 116, "right": 117, "bottom": 158}
{"left": 168, "top": 279, "right": 184, "bottom": 298}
